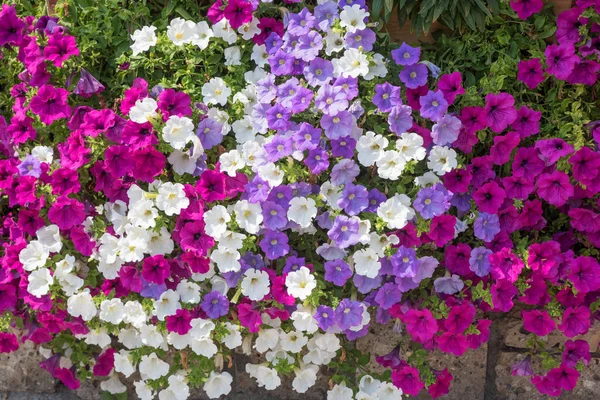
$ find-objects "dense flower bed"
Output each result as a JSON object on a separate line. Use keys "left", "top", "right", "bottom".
{"left": 1, "top": 0, "right": 600, "bottom": 398}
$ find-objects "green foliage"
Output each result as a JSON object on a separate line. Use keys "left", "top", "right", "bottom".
{"left": 372, "top": 0, "right": 500, "bottom": 35}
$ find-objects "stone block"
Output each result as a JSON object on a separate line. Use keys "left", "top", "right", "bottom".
{"left": 0, "top": 340, "right": 56, "bottom": 393}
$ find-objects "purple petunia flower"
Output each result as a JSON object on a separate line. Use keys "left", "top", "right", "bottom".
{"left": 262, "top": 201, "right": 288, "bottom": 230}
{"left": 474, "top": 212, "right": 501, "bottom": 243}
{"left": 244, "top": 176, "right": 271, "bottom": 203}
{"left": 335, "top": 299, "right": 363, "bottom": 330}
{"left": 201, "top": 290, "right": 229, "bottom": 318}
{"left": 266, "top": 103, "right": 292, "bottom": 131}
{"left": 469, "top": 247, "right": 492, "bottom": 277}
{"left": 434, "top": 275, "right": 464, "bottom": 294}
{"left": 315, "top": 305, "right": 336, "bottom": 331}
{"left": 196, "top": 118, "right": 223, "bottom": 150}
{"left": 431, "top": 114, "right": 462, "bottom": 145}
{"left": 315, "top": 84, "right": 348, "bottom": 115}
{"left": 304, "top": 57, "right": 334, "bottom": 87}
{"left": 375, "top": 282, "right": 402, "bottom": 310}
{"left": 330, "top": 136, "right": 357, "bottom": 159}
{"left": 399, "top": 63, "right": 428, "bottom": 89}
{"left": 482, "top": 92, "right": 517, "bottom": 133}
{"left": 321, "top": 111, "right": 354, "bottom": 139}
{"left": 324, "top": 259, "right": 353, "bottom": 286}
{"left": 259, "top": 230, "right": 290, "bottom": 259}
{"left": 413, "top": 186, "right": 452, "bottom": 219}
{"left": 338, "top": 183, "right": 369, "bottom": 215}
{"left": 373, "top": 82, "right": 401, "bottom": 113}
{"left": 328, "top": 215, "right": 361, "bottom": 248}
{"left": 391, "top": 246, "right": 419, "bottom": 278}
{"left": 345, "top": 28, "right": 376, "bottom": 52}
{"left": 388, "top": 105, "right": 413, "bottom": 134}
{"left": 391, "top": 42, "right": 421, "bottom": 66}
{"left": 419, "top": 90, "right": 448, "bottom": 122}
{"left": 265, "top": 134, "right": 294, "bottom": 162}
{"left": 305, "top": 147, "right": 330, "bottom": 174}
{"left": 18, "top": 155, "right": 42, "bottom": 178}
{"left": 73, "top": 69, "right": 105, "bottom": 98}
{"left": 314, "top": 2, "right": 339, "bottom": 31}
{"left": 545, "top": 43, "right": 580, "bottom": 80}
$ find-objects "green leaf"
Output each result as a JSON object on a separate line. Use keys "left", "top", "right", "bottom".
{"left": 472, "top": 0, "right": 492, "bottom": 16}
{"left": 175, "top": 6, "right": 193, "bottom": 20}
{"left": 384, "top": 0, "right": 395, "bottom": 15}
{"left": 163, "top": 0, "right": 178, "bottom": 17}
{"left": 372, "top": 0, "right": 384, "bottom": 17}
{"left": 539, "top": 25, "right": 557, "bottom": 39}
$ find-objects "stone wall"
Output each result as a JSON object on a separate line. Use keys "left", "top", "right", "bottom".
{"left": 2, "top": 311, "right": 600, "bottom": 400}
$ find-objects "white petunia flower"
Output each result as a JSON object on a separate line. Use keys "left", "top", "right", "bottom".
{"left": 234, "top": 200, "right": 263, "bottom": 234}
{"left": 210, "top": 245, "right": 241, "bottom": 273}
{"left": 376, "top": 150, "right": 406, "bottom": 180}
{"left": 292, "top": 364, "right": 319, "bottom": 393}
{"left": 427, "top": 145, "right": 458, "bottom": 176}
{"left": 167, "top": 18, "right": 195, "bottom": 45}
{"left": 129, "top": 97, "right": 158, "bottom": 124}
{"left": 224, "top": 46, "right": 242, "bottom": 66}
{"left": 339, "top": 5, "right": 369, "bottom": 33}
{"left": 285, "top": 267, "right": 316, "bottom": 300}
{"left": 27, "top": 267, "right": 53, "bottom": 297}
{"left": 192, "top": 21, "right": 213, "bottom": 49}
{"left": 162, "top": 115, "right": 195, "bottom": 150}
{"left": 99, "top": 298, "right": 125, "bottom": 325}
{"left": 204, "top": 371, "right": 233, "bottom": 399}
{"left": 67, "top": 290, "right": 97, "bottom": 321}
{"left": 356, "top": 131, "right": 388, "bottom": 167}
{"left": 334, "top": 48, "right": 369, "bottom": 78}
{"left": 377, "top": 194, "right": 416, "bottom": 230}
{"left": 287, "top": 197, "right": 317, "bottom": 228}
{"left": 36, "top": 224, "right": 62, "bottom": 253}
{"left": 241, "top": 269, "right": 270, "bottom": 301}
{"left": 139, "top": 353, "right": 170, "bottom": 380}
{"left": 219, "top": 150, "right": 245, "bottom": 176}
{"left": 131, "top": 26, "right": 157, "bottom": 56}
{"left": 397, "top": 131, "right": 426, "bottom": 162}
{"left": 153, "top": 289, "right": 181, "bottom": 321}
{"left": 156, "top": 182, "right": 189, "bottom": 216}
{"left": 353, "top": 248, "right": 381, "bottom": 278}
{"left": 202, "top": 77, "right": 231, "bottom": 106}
{"left": 203, "top": 205, "right": 231, "bottom": 239}
{"left": 19, "top": 240, "right": 49, "bottom": 271}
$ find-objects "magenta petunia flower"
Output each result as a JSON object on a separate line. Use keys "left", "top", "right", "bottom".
{"left": 391, "top": 365, "right": 424, "bottom": 396}
{"left": 510, "top": 0, "right": 543, "bottom": 20}
{"left": 131, "top": 146, "right": 166, "bottom": 183}
{"left": 223, "top": 0, "right": 253, "bottom": 29}
{"left": 43, "top": 33, "right": 79, "bottom": 67}
{"left": 436, "top": 332, "right": 468, "bottom": 356}
{"left": 558, "top": 306, "right": 591, "bottom": 338}
{"left": 511, "top": 106, "right": 541, "bottom": 138}
{"left": 253, "top": 17, "right": 284, "bottom": 45}
{"left": 92, "top": 348, "right": 115, "bottom": 377}
{"left": 556, "top": 8, "right": 582, "bottom": 45}
{"left": 517, "top": 58, "right": 545, "bottom": 89}
{"left": 0, "top": 5, "right": 25, "bottom": 46}
{"left": 428, "top": 214, "right": 456, "bottom": 248}
{"left": 491, "top": 279, "right": 517, "bottom": 312}
{"left": 196, "top": 169, "right": 228, "bottom": 202}
{"left": 29, "top": 85, "right": 72, "bottom": 125}
{"left": 428, "top": 369, "right": 453, "bottom": 399}
{"left": 535, "top": 138, "right": 574, "bottom": 165}
{"left": 547, "top": 366, "right": 580, "bottom": 391}
{"left": 482, "top": 92, "right": 517, "bottom": 133}
{"left": 489, "top": 248, "right": 524, "bottom": 283}
{"left": 403, "top": 308, "right": 437, "bottom": 342}
{"left": 536, "top": 171, "right": 574, "bottom": 207}
{"left": 473, "top": 181, "right": 506, "bottom": 214}
{"left": 165, "top": 308, "right": 192, "bottom": 335}
{"left": 566, "top": 60, "right": 600, "bottom": 85}
{"left": 157, "top": 88, "right": 192, "bottom": 120}
{"left": 562, "top": 340, "right": 591, "bottom": 368}
{"left": 522, "top": 310, "right": 555, "bottom": 336}
{"left": 0, "top": 332, "right": 19, "bottom": 353}
{"left": 445, "top": 303, "right": 476, "bottom": 334}
{"left": 545, "top": 43, "right": 580, "bottom": 80}
{"left": 48, "top": 196, "right": 86, "bottom": 230}
{"left": 568, "top": 256, "right": 600, "bottom": 293}
{"left": 437, "top": 72, "right": 465, "bottom": 104}
{"left": 490, "top": 131, "right": 520, "bottom": 165}
{"left": 142, "top": 255, "right": 171, "bottom": 284}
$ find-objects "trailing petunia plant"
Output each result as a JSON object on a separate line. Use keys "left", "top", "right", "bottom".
{"left": 1, "top": 0, "right": 600, "bottom": 399}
